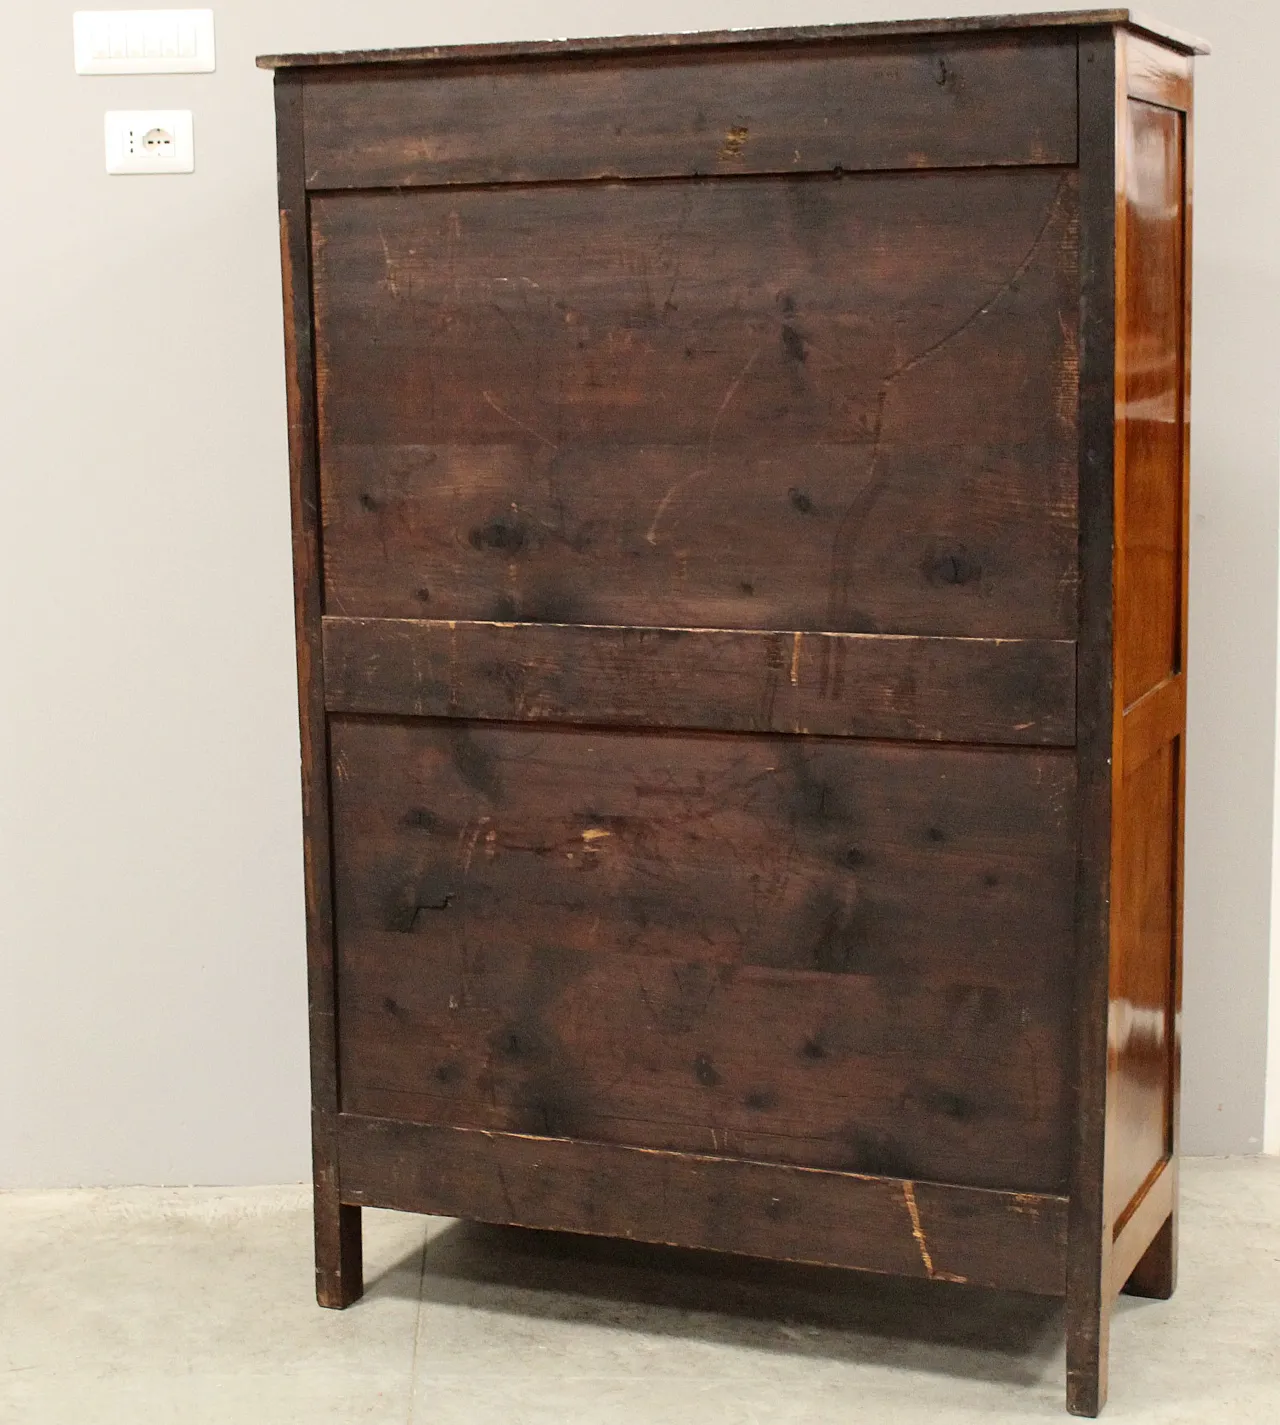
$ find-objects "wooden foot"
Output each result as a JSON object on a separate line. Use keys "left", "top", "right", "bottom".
{"left": 1065, "top": 1284, "right": 1110, "bottom": 1417}
{"left": 1122, "top": 1211, "right": 1177, "bottom": 1300}
{"left": 315, "top": 1193, "right": 363, "bottom": 1308}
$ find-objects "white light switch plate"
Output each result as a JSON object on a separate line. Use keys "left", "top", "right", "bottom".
{"left": 105, "top": 110, "right": 195, "bottom": 174}
{"left": 74, "top": 10, "right": 215, "bottom": 74}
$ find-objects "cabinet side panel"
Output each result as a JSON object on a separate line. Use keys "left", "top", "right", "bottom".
{"left": 1118, "top": 101, "right": 1185, "bottom": 705}
{"left": 1107, "top": 96, "right": 1187, "bottom": 1229}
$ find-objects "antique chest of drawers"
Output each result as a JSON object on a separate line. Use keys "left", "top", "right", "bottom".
{"left": 261, "top": 9, "right": 1205, "bottom": 1413}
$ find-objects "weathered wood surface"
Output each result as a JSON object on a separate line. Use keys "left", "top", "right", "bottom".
{"left": 322, "top": 618, "right": 1077, "bottom": 745}
{"left": 266, "top": 16, "right": 1203, "bottom": 1413}
{"left": 256, "top": 10, "right": 1210, "bottom": 69}
{"left": 1065, "top": 32, "right": 1120, "bottom": 1417}
{"left": 299, "top": 37, "right": 1077, "bottom": 190}
{"left": 331, "top": 717, "right": 1074, "bottom": 1191}
{"left": 337, "top": 1114, "right": 1070, "bottom": 1296}
{"left": 274, "top": 75, "right": 364, "bottom": 1310}
{"left": 313, "top": 169, "right": 1080, "bottom": 638}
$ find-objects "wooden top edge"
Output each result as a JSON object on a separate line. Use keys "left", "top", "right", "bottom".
{"left": 256, "top": 10, "right": 1208, "bottom": 70}
{"left": 1126, "top": 7, "right": 1209, "bottom": 54}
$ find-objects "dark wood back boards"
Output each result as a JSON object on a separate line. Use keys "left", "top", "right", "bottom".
{"left": 262, "top": 10, "right": 1204, "bottom": 1415}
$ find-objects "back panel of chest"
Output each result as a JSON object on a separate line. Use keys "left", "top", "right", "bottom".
{"left": 305, "top": 38, "right": 1083, "bottom": 1211}
{"left": 267, "top": 14, "right": 1204, "bottom": 1412}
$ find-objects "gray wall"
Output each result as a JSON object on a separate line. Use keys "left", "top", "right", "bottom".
{"left": 0, "top": 0, "right": 1273, "bottom": 1187}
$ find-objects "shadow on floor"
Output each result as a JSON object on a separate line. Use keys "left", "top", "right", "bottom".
{"left": 367, "top": 1218, "right": 1066, "bottom": 1387}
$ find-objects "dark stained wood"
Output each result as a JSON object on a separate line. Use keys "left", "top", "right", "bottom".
{"left": 322, "top": 618, "right": 1078, "bottom": 746}
{"left": 256, "top": 11, "right": 1210, "bottom": 69}
{"left": 337, "top": 1115, "right": 1070, "bottom": 1296}
{"left": 313, "top": 1109, "right": 362, "bottom": 1308}
{"left": 1064, "top": 27, "right": 1120, "bottom": 1422}
{"left": 339, "top": 942, "right": 1069, "bottom": 1190}
{"left": 300, "top": 37, "right": 1077, "bottom": 191}
{"left": 267, "top": 15, "right": 1203, "bottom": 1415}
{"left": 274, "top": 74, "right": 364, "bottom": 1309}
{"left": 329, "top": 718, "right": 1074, "bottom": 1192}
{"left": 330, "top": 717, "right": 1076, "bottom": 983}
{"left": 313, "top": 171, "right": 1080, "bottom": 639}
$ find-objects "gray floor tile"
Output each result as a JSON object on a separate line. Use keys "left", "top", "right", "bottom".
{"left": 1, "top": 1158, "right": 1277, "bottom": 1423}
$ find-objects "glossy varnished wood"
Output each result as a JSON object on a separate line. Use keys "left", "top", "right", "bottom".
{"left": 1068, "top": 28, "right": 1193, "bottom": 1416}
{"left": 1118, "top": 99, "right": 1185, "bottom": 709}
{"left": 1110, "top": 34, "right": 1193, "bottom": 1311}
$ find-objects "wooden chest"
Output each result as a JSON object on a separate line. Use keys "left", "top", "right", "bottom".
{"left": 261, "top": 9, "right": 1205, "bottom": 1413}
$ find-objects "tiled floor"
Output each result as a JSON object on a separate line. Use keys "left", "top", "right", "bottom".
{"left": 2, "top": 1156, "right": 1277, "bottom": 1422}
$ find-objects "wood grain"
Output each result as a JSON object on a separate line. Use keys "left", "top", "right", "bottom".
{"left": 264, "top": 16, "right": 1204, "bottom": 1412}
{"left": 322, "top": 618, "right": 1077, "bottom": 745}
{"left": 1118, "top": 100, "right": 1185, "bottom": 708}
{"left": 313, "top": 170, "right": 1080, "bottom": 639}
{"left": 1106, "top": 85, "right": 1188, "bottom": 1263}
{"left": 1111, "top": 1154, "right": 1173, "bottom": 1296}
{"left": 330, "top": 717, "right": 1074, "bottom": 1192}
{"left": 1065, "top": 28, "right": 1120, "bottom": 1420}
{"left": 299, "top": 37, "right": 1077, "bottom": 190}
{"left": 256, "top": 10, "right": 1210, "bottom": 69}
{"left": 337, "top": 1114, "right": 1069, "bottom": 1296}
{"left": 1109, "top": 738, "right": 1179, "bottom": 1216}
{"left": 274, "top": 73, "right": 364, "bottom": 1309}
{"left": 1125, "top": 32, "right": 1194, "bottom": 109}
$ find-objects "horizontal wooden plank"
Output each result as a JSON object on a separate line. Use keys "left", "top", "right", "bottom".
{"left": 314, "top": 170, "right": 1080, "bottom": 639}
{"left": 336, "top": 1114, "right": 1069, "bottom": 1295}
{"left": 258, "top": 11, "right": 1209, "bottom": 68}
{"left": 300, "top": 37, "right": 1077, "bottom": 190}
{"left": 340, "top": 938, "right": 1069, "bottom": 1192}
{"left": 322, "top": 618, "right": 1076, "bottom": 745}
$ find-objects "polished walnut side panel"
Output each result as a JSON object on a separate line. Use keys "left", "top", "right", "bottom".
{"left": 1118, "top": 101, "right": 1185, "bottom": 706}
{"left": 1107, "top": 81, "right": 1189, "bottom": 1278}
{"left": 1109, "top": 735, "right": 1179, "bottom": 1215}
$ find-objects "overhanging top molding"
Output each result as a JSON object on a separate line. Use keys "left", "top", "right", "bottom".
{"left": 256, "top": 10, "right": 1208, "bottom": 71}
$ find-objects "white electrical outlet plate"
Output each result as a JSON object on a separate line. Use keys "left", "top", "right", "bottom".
{"left": 105, "top": 110, "right": 195, "bottom": 174}
{"left": 74, "top": 10, "right": 215, "bottom": 74}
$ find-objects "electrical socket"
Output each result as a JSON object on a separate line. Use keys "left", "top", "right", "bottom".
{"left": 104, "top": 110, "right": 194, "bottom": 174}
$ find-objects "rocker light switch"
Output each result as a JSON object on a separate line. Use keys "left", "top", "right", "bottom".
{"left": 74, "top": 10, "right": 216, "bottom": 74}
